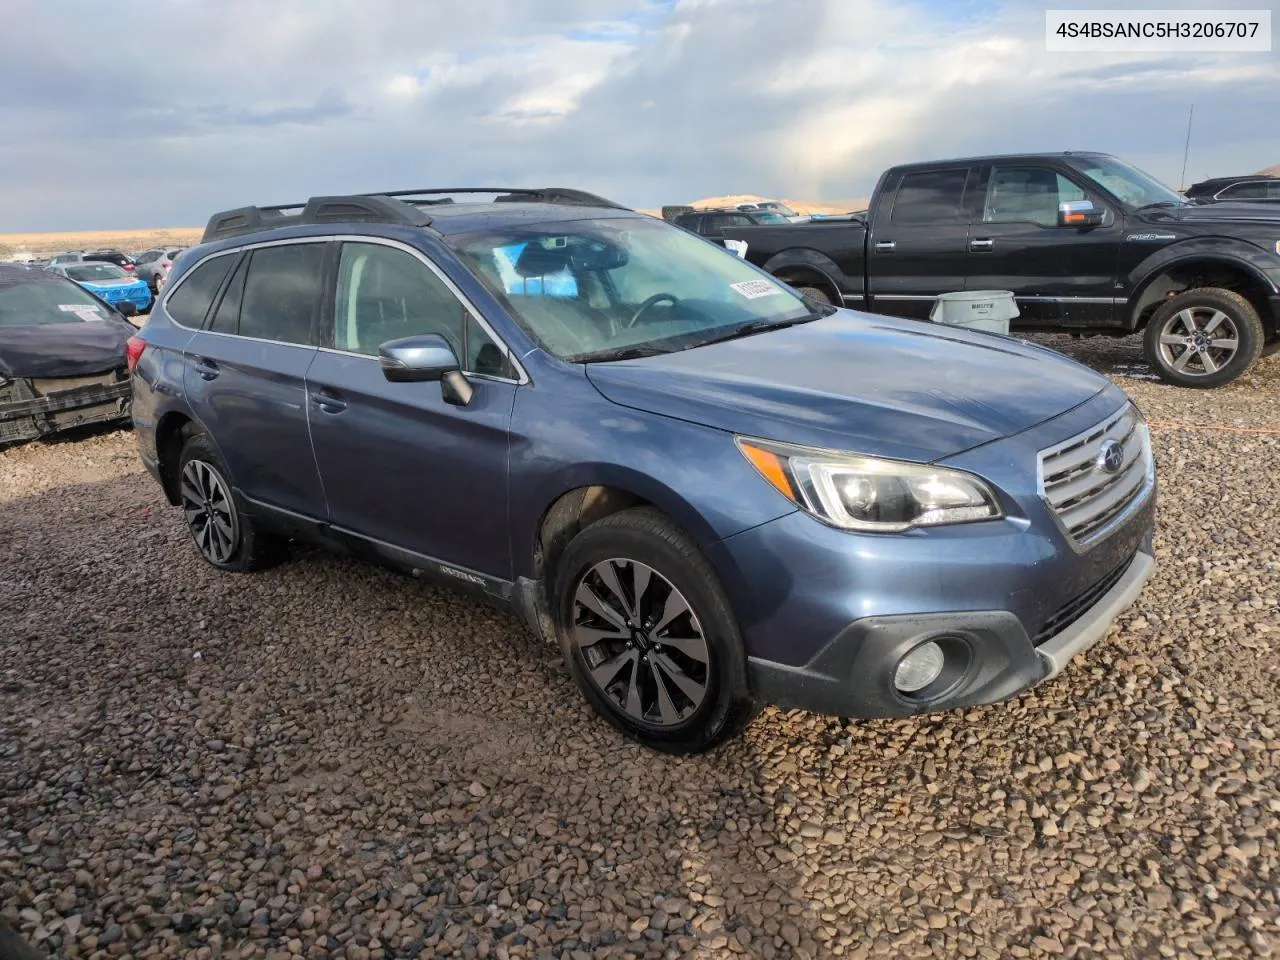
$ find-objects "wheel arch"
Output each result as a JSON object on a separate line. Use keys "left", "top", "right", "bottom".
{"left": 760, "top": 250, "right": 850, "bottom": 305}
{"left": 153, "top": 410, "right": 198, "bottom": 505}
{"left": 1127, "top": 251, "right": 1279, "bottom": 334}
{"left": 528, "top": 470, "right": 721, "bottom": 590}
{"left": 154, "top": 409, "right": 226, "bottom": 506}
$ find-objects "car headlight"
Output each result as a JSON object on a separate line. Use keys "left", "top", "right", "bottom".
{"left": 736, "top": 436, "right": 1002, "bottom": 532}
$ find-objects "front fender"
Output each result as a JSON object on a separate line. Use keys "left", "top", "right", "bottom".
{"left": 507, "top": 371, "right": 796, "bottom": 582}
{"left": 1127, "top": 237, "right": 1280, "bottom": 326}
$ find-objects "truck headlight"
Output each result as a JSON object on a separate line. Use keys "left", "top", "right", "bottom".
{"left": 736, "top": 436, "right": 1002, "bottom": 532}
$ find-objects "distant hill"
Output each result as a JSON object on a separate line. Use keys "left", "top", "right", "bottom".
{"left": 639, "top": 193, "right": 870, "bottom": 218}
{"left": 0, "top": 226, "right": 202, "bottom": 258}
{"left": 1257, "top": 164, "right": 1280, "bottom": 177}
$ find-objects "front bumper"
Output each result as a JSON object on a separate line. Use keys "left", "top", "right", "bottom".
{"left": 1, "top": 373, "right": 132, "bottom": 445}
{"left": 710, "top": 387, "right": 1158, "bottom": 719}
{"left": 745, "top": 537, "right": 1154, "bottom": 718}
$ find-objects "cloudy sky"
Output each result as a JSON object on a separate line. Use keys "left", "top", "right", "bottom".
{"left": 1, "top": 0, "right": 1277, "bottom": 231}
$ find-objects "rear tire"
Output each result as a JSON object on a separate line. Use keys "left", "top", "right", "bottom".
{"left": 176, "top": 434, "right": 283, "bottom": 572}
{"left": 552, "top": 507, "right": 758, "bottom": 754}
{"left": 1143, "top": 288, "right": 1264, "bottom": 388}
{"left": 793, "top": 284, "right": 833, "bottom": 306}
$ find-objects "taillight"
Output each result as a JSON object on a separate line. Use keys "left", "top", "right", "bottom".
{"left": 126, "top": 336, "right": 147, "bottom": 372}
{"left": 161, "top": 261, "right": 171, "bottom": 268}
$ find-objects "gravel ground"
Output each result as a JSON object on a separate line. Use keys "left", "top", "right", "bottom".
{"left": 2, "top": 337, "right": 1278, "bottom": 960}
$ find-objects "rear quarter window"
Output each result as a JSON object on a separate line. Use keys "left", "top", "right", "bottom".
{"left": 165, "top": 254, "right": 237, "bottom": 327}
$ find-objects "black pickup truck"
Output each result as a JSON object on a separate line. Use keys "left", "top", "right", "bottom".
{"left": 723, "top": 151, "right": 1280, "bottom": 387}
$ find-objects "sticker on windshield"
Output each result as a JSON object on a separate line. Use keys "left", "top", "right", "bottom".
{"left": 730, "top": 279, "right": 784, "bottom": 300}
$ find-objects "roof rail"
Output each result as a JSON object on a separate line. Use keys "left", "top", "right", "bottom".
{"left": 200, "top": 186, "right": 629, "bottom": 243}
{"left": 368, "top": 187, "right": 630, "bottom": 210}
{"left": 201, "top": 195, "right": 435, "bottom": 243}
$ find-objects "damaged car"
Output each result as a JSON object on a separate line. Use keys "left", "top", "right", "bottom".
{"left": 0, "top": 264, "right": 137, "bottom": 448}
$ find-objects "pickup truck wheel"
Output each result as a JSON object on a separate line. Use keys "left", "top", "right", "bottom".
{"left": 553, "top": 507, "right": 758, "bottom": 754}
{"left": 794, "top": 285, "right": 832, "bottom": 305}
{"left": 176, "top": 434, "right": 283, "bottom": 572}
{"left": 1143, "top": 288, "right": 1264, "bottom": 388}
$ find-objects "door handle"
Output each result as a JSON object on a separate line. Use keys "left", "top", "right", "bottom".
{"left": 874, "top": 240, "right": 896, "bottom": 251}
{"left": 311, "top": 388, "right": 347, "bottom": 414}
{"left": 191, "top": 357, "right": 219, "bottom": 380}
{"left": 969, "top": 238, "right": 995, "bottom": 251}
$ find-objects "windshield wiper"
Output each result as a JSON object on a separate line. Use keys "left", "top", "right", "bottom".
{"left": 570, "top": 344, "right": 673, "bottom": 363}
{"left": 1135, "top": 200, "right": 1183, "bottom": 211}
{"left": 682, "top": 313, "right": 822, "bottom": 350}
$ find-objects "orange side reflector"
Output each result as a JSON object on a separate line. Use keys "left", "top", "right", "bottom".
{"left": 741, "top": 444, "right": 795, "bottom": 500}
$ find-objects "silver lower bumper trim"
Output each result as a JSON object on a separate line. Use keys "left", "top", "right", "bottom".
{"left": 1036, "top": 550, "right": 1156, "bottom": 679}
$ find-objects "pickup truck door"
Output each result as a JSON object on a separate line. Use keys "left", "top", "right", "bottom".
{"left": 963, "top": 163, "right": 1124, "bottom": 327}
{"left": 865, "top": 166, "right": 977, "bottom": 320}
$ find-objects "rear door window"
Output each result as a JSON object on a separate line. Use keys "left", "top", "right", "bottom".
{"left": 166, "top": 254, "right": 236, "bottom": 327}
{"left": 238, "top": 243, "right": 326, "bottom": 345}
{"left": 891, "top": 169, "right": 970, "bottom": 223}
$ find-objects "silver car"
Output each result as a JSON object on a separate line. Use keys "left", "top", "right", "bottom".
{"left": 133, "top": 247, "right": 187, "bottom": 292}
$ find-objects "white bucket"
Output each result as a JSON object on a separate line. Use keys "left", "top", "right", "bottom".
{"left": 929, "top": 290, "right": 1019, "bottom": 335}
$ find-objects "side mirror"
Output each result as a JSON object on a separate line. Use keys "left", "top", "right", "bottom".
{"left": 378, "top": 333, "right": 473, "bottom": 406}
{"left": 1058, "top": 200, "right": 1104, "bottom": 228}
{"left": 116, "top": 301, "right": 138, "bottom": 318}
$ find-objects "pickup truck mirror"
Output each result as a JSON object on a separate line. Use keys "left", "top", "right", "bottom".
{"left": 1058, "top": 200, "right": 1104, "bottom": 228}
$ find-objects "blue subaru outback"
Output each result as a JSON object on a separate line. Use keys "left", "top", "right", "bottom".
{"left": 128, "top": 187, "right": 1157, "bottom": 753}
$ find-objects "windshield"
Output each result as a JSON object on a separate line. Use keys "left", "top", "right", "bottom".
{"left": 450, "top": 216, "right": 824, "bottom": 361}
{"left": 66, "top": 263, "right": 128, "bottom": 281}
{"left": 1064, "top": 155, "right": 1185, "bottom": 208}
{"left": 0, "top": 279, "right": 109, "bottom": 326}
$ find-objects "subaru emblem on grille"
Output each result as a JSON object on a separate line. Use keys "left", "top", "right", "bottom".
{"left": 1096, "top": 439, "right": 1124, "bottom": 474}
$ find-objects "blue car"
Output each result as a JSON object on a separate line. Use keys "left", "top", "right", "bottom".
{"left": 48, "top": 262, "right": 152, "bottom": 313}
{"left": 128, "top": 187, "right": 1156, "bottom": 753}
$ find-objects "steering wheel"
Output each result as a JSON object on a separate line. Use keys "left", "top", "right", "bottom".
{"left": 626, "top": 292, "right": 679, "bottom": 328}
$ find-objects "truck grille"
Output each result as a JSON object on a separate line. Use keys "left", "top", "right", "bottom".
{"left": 1032, "top": 550, "right": 1137, "bottom": 646}
{"left": 1038, "top": 404, "right": 1153, "bottom": 548}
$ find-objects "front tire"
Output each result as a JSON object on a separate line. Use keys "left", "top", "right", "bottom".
{"left": 1143, "top": 288, "right": 1264, "bottom": 388}
{"left": 553, "top": 508, "right": 758, "bottom": 753}
{"left": 176, "top": 434, "right": 282, "bottom": 572}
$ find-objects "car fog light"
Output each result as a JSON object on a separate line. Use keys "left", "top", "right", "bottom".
{"left": 894, "top": 641, "right": 945, "bottom": 694}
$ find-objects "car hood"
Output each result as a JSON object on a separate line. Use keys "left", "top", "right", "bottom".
{"left": 584, "top": 311, "right": 1112, "bottom": 462}
{"left": 0, "top": 319, "right": 133, "bottom": 378}
{"left": 1144, "top": 201, "right": 1280, "bottom": 224}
